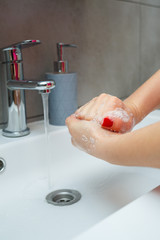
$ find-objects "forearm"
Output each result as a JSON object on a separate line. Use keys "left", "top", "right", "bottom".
{"left": 66, "top": 115, "right": 160, "bottom": 168}
{"left": 101, "top": 121, "right": 160, "bottom": 168}
{"left": 124, "top": 70, "right": 160, "bottom": 124}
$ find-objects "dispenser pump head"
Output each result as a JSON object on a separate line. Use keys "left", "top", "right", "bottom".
{"left": 54, "top": 43, "right": 77, "bottom": 73}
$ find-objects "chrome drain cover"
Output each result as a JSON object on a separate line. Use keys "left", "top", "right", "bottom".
{"left": 0, "top": 158, "right": 6, "bottom": 173}
{"left": 46, "top": 189, "right": 81, "bottom": 206}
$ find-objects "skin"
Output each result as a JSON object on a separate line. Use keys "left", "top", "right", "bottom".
{"left": 66, "top": 70, "right": 160, "bottom": 168}
{"left": 74, "top": 94, "right": 135, "bottom": 133}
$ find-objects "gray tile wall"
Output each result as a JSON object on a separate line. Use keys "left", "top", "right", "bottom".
{"left": 0, "top": 0, "right": 160, "bottom": 127}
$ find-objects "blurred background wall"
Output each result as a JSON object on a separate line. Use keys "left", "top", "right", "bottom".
{"left": 0, "top": 0, "right": 160, "bottom": 126}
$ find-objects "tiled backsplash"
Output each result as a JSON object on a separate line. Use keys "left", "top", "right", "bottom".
{"left": 0, "top": 0, "right": 160, "bottom": 126}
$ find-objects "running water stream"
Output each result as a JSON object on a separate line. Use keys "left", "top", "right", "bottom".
{"left": 41, "top": 92, "right": 53, "bottom": 189}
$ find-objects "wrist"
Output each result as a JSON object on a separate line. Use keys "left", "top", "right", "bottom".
{"left": 94, "top": 128, "right": 122, "bottom": 164}
{"left": 123, "top": 99, "right": 142, "bottom": 125}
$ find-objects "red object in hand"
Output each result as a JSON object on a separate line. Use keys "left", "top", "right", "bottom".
{"left": 101, "top": 117, "right": 113, "bottom": 128}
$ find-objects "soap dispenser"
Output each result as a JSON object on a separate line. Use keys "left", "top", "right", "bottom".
{"left": 45, "top": 43, "right": 77, "bottom": 125}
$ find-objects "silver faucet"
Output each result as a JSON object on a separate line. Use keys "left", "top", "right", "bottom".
{"left": 0, "top": 40, "right": 55, "bottom": 138}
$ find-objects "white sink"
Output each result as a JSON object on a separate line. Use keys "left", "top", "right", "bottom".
{"left": 0, "top": 110, "right": 160, "bottom": 240}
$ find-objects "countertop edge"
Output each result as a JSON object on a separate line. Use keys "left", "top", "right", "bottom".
{"left": 75, "top": 185, "right": 160, "bottom": 240}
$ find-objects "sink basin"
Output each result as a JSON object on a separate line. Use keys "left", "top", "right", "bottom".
{"left": 0, "top": 110, "right": 160, "bottom": 240}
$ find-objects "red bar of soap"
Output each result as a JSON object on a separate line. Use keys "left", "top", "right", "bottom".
{"left": 102, "top": 117, "right": 113, "bottom": 128}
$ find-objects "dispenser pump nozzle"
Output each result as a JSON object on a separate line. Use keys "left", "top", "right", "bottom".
{"left": 54, "top": 43, "right": 77, "bottom": 73}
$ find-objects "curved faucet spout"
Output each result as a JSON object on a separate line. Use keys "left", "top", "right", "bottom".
{"left": 7, "top": 80, "right": 55, "bottom": 93}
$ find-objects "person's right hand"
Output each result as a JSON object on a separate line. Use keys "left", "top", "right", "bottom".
{"left": 74, "top": 93, "right": 137, "bottom": 133}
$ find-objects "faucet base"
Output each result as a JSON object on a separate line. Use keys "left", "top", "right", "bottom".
{"left": 2, "top": 127, "right": 30, "bottom": 138}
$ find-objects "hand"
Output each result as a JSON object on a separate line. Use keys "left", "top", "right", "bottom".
{"left": 75, "top": 93, "right": 136, "bottom": 133}
{"left": 66, "top": 114, "right": 119, "bottom": 162}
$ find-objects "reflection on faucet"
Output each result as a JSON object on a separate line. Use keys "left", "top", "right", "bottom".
{"left": 0, "top": 40, "right": 55, "bottom": 137}
{"left": 7, "top": 79, "right": 55, "bottom": 93}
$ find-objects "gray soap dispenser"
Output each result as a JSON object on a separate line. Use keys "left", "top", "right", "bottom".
{"left": 45, "top": 43, "right": 77, "bottom": 125}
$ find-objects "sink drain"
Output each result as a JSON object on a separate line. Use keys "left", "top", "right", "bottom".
{"left": 0, "top": 158, "right": 6, "bottom": 173}
{"left": 46, "top": 189, "right": 81, "bottom": 206}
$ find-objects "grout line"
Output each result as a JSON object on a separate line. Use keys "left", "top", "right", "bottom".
{"left": 27, "top": 114, "right": 44, "bottom": 122}
{"left": 138, "top": 3, "right": 142, "bottom": 85}
{"left": 27, "top": 114, "right": 43, "bottom": 119}
{"left": 116, "top": 0, "right": 160, "bottom": 8}
{"left": 0, "top": 122, "right": 7, "bottom": 127}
